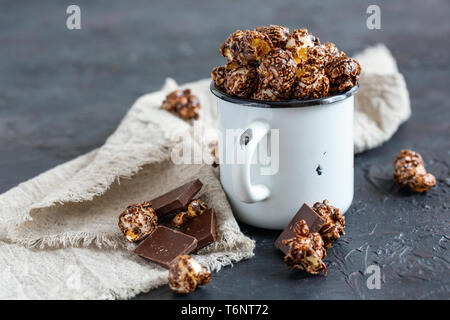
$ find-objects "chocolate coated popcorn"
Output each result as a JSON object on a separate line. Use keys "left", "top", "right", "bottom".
{"left": 283, "top": 220, "right": 327, "bottom": 275}
{"left": 118, "top": 201, "right": 158, "bottom": 242}
{"left": 291, "top": 65, "right": 329, "bottom": 99}
{"left": 304, "top": 45, "right": 328, "bottom": 68}
{"left": 211, "top": 65, "right": 226, "bottom": 88}
{"left": 162, "top": 89, "right": 201, "bottom": 120}
{"left": 285, "top": 28, "right": 319, "bottom": 65}
{"left": 220, "top": 29, "right": 273, "bottom": 66}
{"left": 168, "top": 255, "right": 211, "bottom": 294}
{"left": 393, "top": 149, "right": 436, "bottom": 192}
{"left": 325, "top": 55, "right": 361, "bottom": 94}
{"left": 223, "top": 62, "right": 258, "bottom": 98}
{"left": 323, "top": 42, "right": 345, "bottom": 63}
{"left": 312, "top": 200, "right": 345, "bottom": 248}
{"left": 171, "top": 199, "right": 209, "bottom": 227}
{"left": 252, "top": 82, "right": 290, "bottom": 101}
{"left": 220, "top": 30, "right": 244, "bottom": 61}
{"left": 255, "top": 25, "right": 290, "bottom": 48}
{"left": 212, "top": 25, "right": 361, "bottom": 101}
{"left": 257, "top": 49, "right": 297, "bottom": 94}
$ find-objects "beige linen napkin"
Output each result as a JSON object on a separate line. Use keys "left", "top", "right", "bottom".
{"left": 354, "top": 44, "right": 411, "bottom": 153}
{"left": 0, "top": 78, "right": 254, "bottom": 299}
{"left": 0, "top": 44, "right": 410, "bottom": 299}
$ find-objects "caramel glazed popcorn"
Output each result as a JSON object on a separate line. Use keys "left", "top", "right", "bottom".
{"left": 283, "top": 200, "right": 346, "bottom": 276}
{"left": 393, "top": 149, "right": 436, "bottom": 192}
{"left": 168, "top": 255, "right": 211, "bottom": 294}
{"left": 283, "top": 219, "right": 328, "bottom": 275}
{"left": 211, "top": 25, "right": 361, "bottom": 101}
{"left": 118, "top": 201, "right": 158, "bottom": 242}
{"left": 313, "top": 200, "right": 346, "bottom": 249}
{"left": 171, "top": 199, "right": 208, "bottom": 227}
{"left": 162, "top": 89, "right": 201, "bottom": 120}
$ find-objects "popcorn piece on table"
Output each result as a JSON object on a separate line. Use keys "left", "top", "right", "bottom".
{"left": 393, "top": 149, "right": 436, "bottom": 192}
{"left": 118, "top": 201, "right": 158, "bottom": 242}
{"left": 312, "top": 200, "right": 346, "bottom": 248}
{"left": 168, "top": 255, "right": 211, "bottom": 294}
{"left": 162, "top": 89, "right": 201, "bottom": 120}
{"left": 283, "top": 220, "right": 327, "bottom": 275}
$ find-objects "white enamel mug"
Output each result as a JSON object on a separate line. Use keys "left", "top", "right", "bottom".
{"left": 211, "top": 83, "right": 359, "bottom": 230}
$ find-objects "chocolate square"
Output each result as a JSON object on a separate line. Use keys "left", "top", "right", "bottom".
{"left": 275, "top": 203, "right": 325, "bottom": 255}
{"left": 182, "top": 208, "right": 216, "bottom": 251}
{"left": 134, "top": 225, "right": 198, "bottom": 268}
{"left": 150, "top": 179, "right": 203, "bottom": 217}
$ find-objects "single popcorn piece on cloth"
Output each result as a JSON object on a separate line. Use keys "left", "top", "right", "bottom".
{"left": 168, "top": 255, "right": 211, "bottom": 294}
{"left": 255, "top": 25, "right": 291, "bottom": 49}
{"left": 312, "top": 200, "right": 345, "bottom": 248}
{"left": 393, "top": 149, "right": 436, "bottom": 192}
{"left": 162, "top": 89, "right": 201, "bottom": 120}
{"left": 223, "top": 61, "right": 258, "bottom": 98}
{"left": 257, "top": 49, "right": 297, "bottom": 94}
{"left": 285, "top": 28, "right": 319, "bottom": 65}
{"left": 325, "top": 55, "right": 361, "bottom": 94}
{"left": 291, "top": 65, "right": 330, "bottom": 99}
{"left": 220, "top": 29, "right": 273, "bottom": 66}
{"left": 171, "top": 199, "right": 209, "bottom": 227}
{"left": 283, "top": 220, "right": 327, "bottom": 275}
{"left": 118, "top": 201, "right": 158, "bottom": 242}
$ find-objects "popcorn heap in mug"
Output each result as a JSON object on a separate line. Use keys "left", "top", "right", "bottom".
{"left": 211, "top": 25, "right": 361, "bottom": 101}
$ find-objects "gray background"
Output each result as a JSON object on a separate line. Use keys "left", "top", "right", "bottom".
{"left": 0, "top": 0, "right": 449, "bottom": 299}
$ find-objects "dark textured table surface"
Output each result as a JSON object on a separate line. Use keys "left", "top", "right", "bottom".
{"left": 0, "top": 0, "right": 449, "bottom": 299}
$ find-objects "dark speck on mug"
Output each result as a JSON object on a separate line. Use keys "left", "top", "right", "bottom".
{"left": 316, "top": 165, "right": 323, "bottom": 175}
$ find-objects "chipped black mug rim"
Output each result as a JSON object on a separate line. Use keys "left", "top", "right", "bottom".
{"left": 210, "top": 81, "right": 359, "bottom": 108}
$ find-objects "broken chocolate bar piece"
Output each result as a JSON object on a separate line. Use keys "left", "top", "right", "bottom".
{"left": 275, "top": 203, "right": 325, "bottom": 255}
{"left": 182, "top": 208, "right": 216, "bottom": 251}
{"left": 134, "top": 225, "right": 198, "bottom": 268}
{"left": 150, "top": 179, "right": 203, "bottom": 217}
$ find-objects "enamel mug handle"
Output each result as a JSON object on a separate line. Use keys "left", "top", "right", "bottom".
{"left": 232, "top": 121, "right": 271, "bottom": 203}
